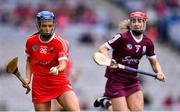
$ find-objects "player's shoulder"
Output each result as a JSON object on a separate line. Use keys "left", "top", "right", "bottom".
{"left": 53, "top": 33, "right": 69, "bottom": 51}
{"left": 143, "top": 34, "right": 153, "bottom": 42}
{"left": 142, "top": 34, "right": 154, "bottom": 47}
{"left": 108, "top": 31, "right": 128, "bottom": 44}
{"left": 113, "top": 30, "right": 128, "bottom": 39}
{"left": 115, "top": 31, "right": 131, "bottom": 41}
{"left": 119, "top": 30, "right": 131, "bottom": 39}
{"left": 54, "top": 33, "right": 64, "bottom": 41}
{"left": 111, "top": 30, "right": 129, "bottom": 39}
{"left": 27, "top": 32, "right": 39, "bottom": 42}
{"left": 53, "top": 33, "right": 67, "bottom": 43}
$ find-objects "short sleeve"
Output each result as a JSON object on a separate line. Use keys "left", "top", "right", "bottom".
{"left": 57, "top": 39, "right": 69, "bottom": 61}
{"left": 106, "top": 33, "right": 122, "bottom": 50}
{"left": 146, "top": 39, "right": 156, "bottom": 59}
{"left": 25, "top": 40, "right": 31, "bottom": 57}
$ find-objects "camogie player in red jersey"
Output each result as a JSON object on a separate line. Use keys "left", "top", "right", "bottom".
{"left": 93, "top": 11, "right": 166, "bottom": 111}
{"left": 23, "top": 11, "right": 80, "bottom": 111}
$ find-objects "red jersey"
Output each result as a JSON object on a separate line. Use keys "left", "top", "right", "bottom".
{"left": 25, "top": 33, "right": 72, "bottom": 103}
{"left": 25, "top": 33, "right": 69, "bottom": 76}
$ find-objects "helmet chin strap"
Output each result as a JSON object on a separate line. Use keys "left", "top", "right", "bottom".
{"left": 131, "top": 30, "right": 143, "bottom": 36}
{"left": 129, "top": 20, "right": 146, "bottom": 36}
{"left": 40, "top": 33, "right": 53, "bottom": 40}
{"left": 39, "top": 26, "right": 55, "bottom": 41}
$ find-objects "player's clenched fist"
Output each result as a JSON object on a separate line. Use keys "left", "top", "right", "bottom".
{"left": 50, "top": 67, "right": 59, "bottom": 75}
{"left": 156, "top": 72, "right": 166, "bottom": 82}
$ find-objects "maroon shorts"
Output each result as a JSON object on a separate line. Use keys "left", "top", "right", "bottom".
{"left": 104, "top": 75, "right": 141, "bottom": 98}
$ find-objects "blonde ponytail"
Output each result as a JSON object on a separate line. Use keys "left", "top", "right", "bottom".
{"left": 118, "top": 19, "right": 130, "bottom": 30}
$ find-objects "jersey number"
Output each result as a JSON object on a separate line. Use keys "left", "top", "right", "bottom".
{"left": 40, "top": 46, "right": 47, "bottom": 54}
{"left": 135, "top": 45, "right": 141, "bottom": 52}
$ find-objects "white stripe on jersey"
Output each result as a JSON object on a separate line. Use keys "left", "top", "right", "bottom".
{"left": 67, "top": 84, "right": 72, "bottom": 89}
{"left": 58, "top": 57, "right": 68, "bottom": 61}
{"left": 147, "top": 55, "right": 156, "bottom": 59}
{"left": 54, "top": 34, "right": 68, "bottom": 53}
{"left": 108, "top": 34, "right": 121, "bottom": 44}
{"left": 105, "top": 42, "right": 112, "bottom": 50}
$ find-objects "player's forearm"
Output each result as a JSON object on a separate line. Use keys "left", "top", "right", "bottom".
{"left": 152, "top": 63, "right": 162, "bottom": 73}
{"left": 150, "top": 58, "right": 163, "bottom": 73}
{"left": 57, "top": 60, "right": 67, "bottom": 72}
{"left": 150, "top": 58, "right": 166, "bottom": 81}
{"left": 26, "top": 57, "right": 32, "bottom": 82}
{"left": 98, "top": 44, "right": 109, "bottom": 58}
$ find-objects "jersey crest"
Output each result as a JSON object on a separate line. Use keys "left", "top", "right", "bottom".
{"left": 50, "top": 47, "right": 54, "bottom": 53}
{"left": 32, "top": 45, "right": 38, "bottom": 51}
{"left": 127, "top": 44, "right": 132, "bottom": 50}
{"left": 142, "top": 46, "right": 146, "bottom": 54}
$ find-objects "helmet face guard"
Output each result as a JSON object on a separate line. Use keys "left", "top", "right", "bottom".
{"left": 129, "top": 11, "right": 148, "bottom": 35}
{"left": 36, "top": 11, "right": 55, "bottom": 39}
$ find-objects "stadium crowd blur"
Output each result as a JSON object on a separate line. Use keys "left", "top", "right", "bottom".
{"left": 110, "top": 0, "right": 180, "bottom": 50}
{"left": 1, "top": 0, "right": 180, "bottom": 49}
{"left": 0, "top": 0, "right": 180, "bottom": 111}
{"left": 0, "top": 0, "right": 98, "bottom": 31}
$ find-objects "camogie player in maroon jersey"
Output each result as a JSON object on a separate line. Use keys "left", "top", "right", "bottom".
{"left": 93, "top": 11, "right": 166, "bottom": 111}
{"left": 23, "top": 11, "right": 80, "bottom": 111}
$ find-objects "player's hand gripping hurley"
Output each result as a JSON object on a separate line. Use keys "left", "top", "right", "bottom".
{"left": 6, "top": 57, "right": 31, "bottom": 94}
{"left": 93, "top": 52, "right": 157, "bottom": 78}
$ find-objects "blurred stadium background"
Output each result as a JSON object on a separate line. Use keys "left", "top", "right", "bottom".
{"left": 0, "top": 0, "right": 180, "bottom": 111}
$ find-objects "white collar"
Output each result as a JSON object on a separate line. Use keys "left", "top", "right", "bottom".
{"left": 130, "top": 30, "right": 143, "bottom": 43}
{"left": 39, "top": 33, "right": 55, "bottom": 43}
